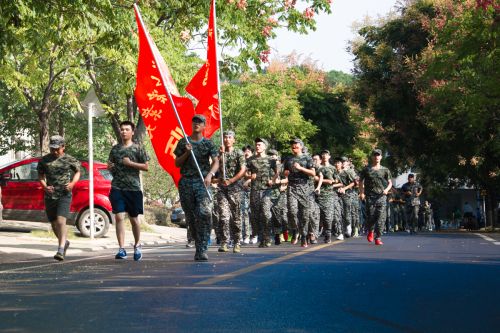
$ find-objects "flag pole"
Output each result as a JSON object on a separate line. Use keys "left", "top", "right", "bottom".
{"left": 212, "top": 0, "right": 226, "bottom": 180}
{"left": 134, "top": 4, "right": 212, "bottom": 201}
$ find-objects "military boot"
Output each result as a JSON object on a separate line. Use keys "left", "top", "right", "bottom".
{"left": 218, "top": 243, "right": 229, "bottom": 252}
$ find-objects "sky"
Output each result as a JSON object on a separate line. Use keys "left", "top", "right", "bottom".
{"left": 269, "top": 0, "right": 400, "bottom": 73}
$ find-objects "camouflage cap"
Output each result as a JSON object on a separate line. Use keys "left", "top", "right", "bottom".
{"left": 268, "top": 149, "right": 278, "bottom": 156}
{"left": 49, "top": 135, "right": 65, "bottom": 149}
{"left": 340, "top": 156, "right": 349, "bottom": 162}
{"left": 254, "top": 137, "right": 268, "bottom": 147}
{"left": 320, "top": 149, "right": 330, "bottom": 155}
{"left": 192, "top": 114, "right": 206, "bottom": 123}
{"left": 223, "top": 130, "right": 235, "bottom": 137}
{"left": 372, "top": 148, "right": 382, "bottom": 156}
{"left": 290, "top": 138, "right": 304, "bottom": 146}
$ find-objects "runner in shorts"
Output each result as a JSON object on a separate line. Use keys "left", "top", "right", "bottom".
{"left": 108, "top": 121, "right": 149, "bottom": 261}
{"left": 37, "top": 135, "right": 81, "bottom": 261}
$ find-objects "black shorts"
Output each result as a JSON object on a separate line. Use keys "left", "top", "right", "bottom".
{"left": 109, "top": 188, "right": 144, "bottom": 217}
{"left": 45, "top": 194, "right": 72, "bottom": 221}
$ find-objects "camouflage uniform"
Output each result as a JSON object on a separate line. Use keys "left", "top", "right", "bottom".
{"left": 401, "top": 181, "right": 423, "bottom": 232}
{"left": 247, "top": 155, "right": 276, "bottom": 245}
{"left": 216, "top": 149, "right": 246, "bottom": 245}
{"left": 270, "top": 161, "right": 288, "bottom": 235}
{"left": 317, "top": 165, "right": 338, "bottom": 240}
{"left": 308, "top": 165, "right": 321, "bottom": 238}
{"left": 108, "top": 143, "right": 149, "bottom": 191}
{"left": 338, "top": 168, "right": 357, "bottom": 236}
{"left": 37, "top": 154, "right": 81, "bottom": 220}
{"left": 359, "top": 165, "right": 392, "bottom": 240}
{"left": 241, "top": 185, "right": 251, "bottom": 239}
{"left": 331, "top": 169, "right": 344, "bottom": 237}
{"left": 284, "top": 154, "right": 314, "bottom": 240}
{"left": 174, "top": 137, "right": 218, "bottom": 257}
{"left": 37, "top": 154, "right": 81, "bottom": 200}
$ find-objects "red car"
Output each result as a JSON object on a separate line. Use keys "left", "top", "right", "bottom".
{"left": 0, "top": 157, "right": 114, "bottom": 238}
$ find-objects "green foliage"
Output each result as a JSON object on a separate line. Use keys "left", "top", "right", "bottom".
{"left": 222, "top": 71, "right": 318, "bottom": 154}
{"left": 326, "top": 70, "right": 353, "bottom": 87}
{"left": 414, "top": 0, "right": 500, "bottom": 192}
{"left": 141, "top": 139, "right": 178, "bottom": 203}
{"left": 351, "top": 0, "right": 436, "bottom": 172}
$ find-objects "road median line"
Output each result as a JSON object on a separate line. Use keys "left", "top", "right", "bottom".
{"left": 196, "top": 240, "right": 344, "bottom": 286}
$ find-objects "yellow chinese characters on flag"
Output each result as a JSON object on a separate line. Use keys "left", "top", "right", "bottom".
{"left": 133, "top": 5, "right": 194, "bottom": 186}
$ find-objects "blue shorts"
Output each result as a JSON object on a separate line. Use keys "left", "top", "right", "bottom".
{"left": 109, "top": 188, "right": 144, "bottom": 217}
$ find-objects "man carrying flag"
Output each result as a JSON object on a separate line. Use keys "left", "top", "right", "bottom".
{"left": 174, "top": 115, "right": 219, "bottom": 261}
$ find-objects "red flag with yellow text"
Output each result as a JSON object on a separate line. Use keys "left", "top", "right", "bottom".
{"left": 186, "top": 0, "right": 220, "bottom": 138}
{"left": 133, "top": 5, "right": 194, "bottom": 186}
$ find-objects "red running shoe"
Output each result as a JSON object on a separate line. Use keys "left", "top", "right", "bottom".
{"left": 301, "top": 238, "right": 308, "bottom": 248}
{"left": 367, "top": 231, "right": 374, "bottom": 243}
{"left": 283, "top": 230, "right": 289, "bottom": 242}
{"left": 375, "top": 239, "right": 383, "bottom": 246}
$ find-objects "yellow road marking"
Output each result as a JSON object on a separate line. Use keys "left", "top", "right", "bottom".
{"left": 196, "top": 240, "right": 344, "bottom": 286}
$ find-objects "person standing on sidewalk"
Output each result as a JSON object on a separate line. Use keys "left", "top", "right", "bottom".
{"left": 214, "top": 130, "right": 246, "bottom": 253}
{"left": 359, "top": 149, "right": 392, "bottom": 246}
{"left": 108, "top": 121, "right": 150, "bottom": 261}
{"left": 174, "top": 115, "right": 219, "bottom": 261}
{"left": 37, "top": 135, "right": 81, "bottom": 261}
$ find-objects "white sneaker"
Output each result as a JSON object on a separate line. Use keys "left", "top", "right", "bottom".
{"left": 186, "top": 241, "right": 194, "bottom": 248}
{"left": 346, "top": 225, "right": 352, "bottom": 236}
{"left": 250, "top": 236, "right": 258, "bottom": 244}
{"left": 243, "top": 236, "right": 250, "bottom": 244}
{"left": 336, "top": 234, "right": 344, "bottom": 240}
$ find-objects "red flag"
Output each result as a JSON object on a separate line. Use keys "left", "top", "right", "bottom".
{"left": 133, "top": 5, "right": 194, "bottom": 186}
{"left": 186, "top": 0, "right": 220, "bottom": 138}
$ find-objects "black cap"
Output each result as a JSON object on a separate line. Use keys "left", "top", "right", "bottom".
{"left": 408, "top": 173, "right": 415, "bottom": 178}
{"left": 372, "top": 148, "right": 382, "bottom": 156}
{"left": 334, "top": 156, "right": 343, "bottom": 162}
{"left": 320, "top": 149, "right": 330, "bottom": 155}
{"left": 192, "top": 114, "right": 206, "bottom": 123}
{"left": 254, "top": 137, "right": 268, "bottom": 147}
{"left": 49, "top": 135, "right": 65, "bottom": 149}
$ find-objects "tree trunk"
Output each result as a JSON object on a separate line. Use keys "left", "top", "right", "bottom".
{"left": 38, "top": 107, "right": 51, "bottom": 154}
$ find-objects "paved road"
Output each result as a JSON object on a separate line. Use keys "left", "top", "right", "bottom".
{"left": 1, "top": 232, "right": 499, "bottom": 333}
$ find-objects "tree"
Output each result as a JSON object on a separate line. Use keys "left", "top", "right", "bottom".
{"left": 222, "top": 69, "right": 318, "bottom": 153}
{"left": 350, "top": 0, "right": 437, "bottom": 172}
{"left": 414, "top": 0, "right": 500, "bottom": 226}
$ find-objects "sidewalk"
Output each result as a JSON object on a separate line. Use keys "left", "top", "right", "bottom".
{"left": 0, "top": 220, "right": 187, "bottom": 263}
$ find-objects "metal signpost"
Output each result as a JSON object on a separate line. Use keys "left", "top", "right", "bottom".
{"left": 82, "top": 88, "right": 105, "bottom": 239}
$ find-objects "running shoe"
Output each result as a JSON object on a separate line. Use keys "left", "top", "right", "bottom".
{"left": 115, "top": 248, "right": 127, "bottom": 259}
{"left": 54, "top": 252, "right": 64, "bottom": 261}
{"left": 134, "top": 246, "right": 142, "bottom": 261}
{"left": 375, "top": 239, "right": 384, "bottom": 246}
{"left": 367, "top": 231, "right": 374, "bottom": 243}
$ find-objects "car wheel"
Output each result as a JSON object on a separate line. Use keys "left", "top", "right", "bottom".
{"left": 77, "top": 207, "right": 110, "bottom": 238}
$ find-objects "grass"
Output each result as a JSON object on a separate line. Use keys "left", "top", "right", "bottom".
{"left": 30, "top": 228, "right": 79, "bottom": 240}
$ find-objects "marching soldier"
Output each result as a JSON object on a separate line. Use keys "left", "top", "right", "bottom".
{"left": 338, "top": 156, "right": 357, "bottom": 238}
{"left": 174, "top": 115, "right": 219, "bottom": 261}
{"left": 246, "top": 138, "right": 278, "bottom": 247}
{"left": 314, "top": 150, "right": 343, "bottom": 243}
{"left": 284, "top": 139, "right": 315, "bottom": 247}
{"left": 215, "top": 131, "right": 246, "bottom": 253}
{"left": 401, "top": 174, "right": 423, "bottom": 233}
{"left": 359, "top": 149, "right": 393, "bottom": 245}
